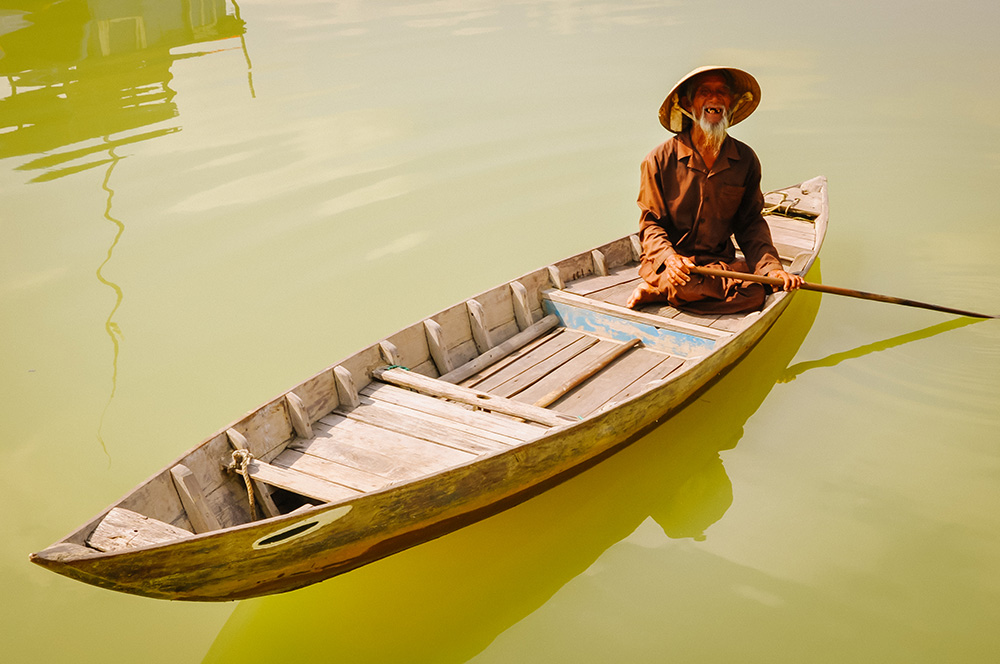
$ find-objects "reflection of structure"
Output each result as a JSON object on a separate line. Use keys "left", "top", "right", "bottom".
{"left": 0, "top": 0, "right": 246, "bottom": 179}
{"left": 1, "top": 1, "right": 248, "bottom": 454}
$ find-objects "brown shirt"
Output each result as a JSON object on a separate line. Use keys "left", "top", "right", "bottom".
{"left": 637, "top": 131, "right": 782, "bottom": 283}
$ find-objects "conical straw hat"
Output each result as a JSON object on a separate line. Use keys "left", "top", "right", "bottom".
{"left": 658, "top": 66, "right": 761, "bottom": 133}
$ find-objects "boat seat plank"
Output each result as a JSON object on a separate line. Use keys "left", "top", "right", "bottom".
{"left": 87, "top": 507, "right": 193, "bottom": 553}
{"left": 468, "top": 329, "right": 589, "bottom": 393}
{"left": 272, "top": 448, "right": 392, "bottom": 494}
{"left": 244, "top": 457, "right": 361, "bottom": 504}
{"left": 353, "top": 389, "right": 529, "bottom": 447}
{"left": 299, "top": 415, "right": 475, "bottom": 478}
{"left": 361, "top": 383, "right": 545, "bottom": 441}
{"left": 483, "top": 335, "right": 601, "bottom": 398}
{"left": 334, "top": 397, "right": 511, "bottom": 455}
{"left": 544, "top": 289, "right": 730, "bottom": 340}
{"left": 510, "top": 339, "right": 627, "bottom": 406}
{"left": 550, "top": 347, "right": 673, "bottom": 417}
{"left": 373, "top": 367, "right": 576, "bottom": 427}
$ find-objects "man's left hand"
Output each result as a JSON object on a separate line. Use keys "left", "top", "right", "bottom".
{"left": 767, "top": 269, "right": 804, "bottom": 291}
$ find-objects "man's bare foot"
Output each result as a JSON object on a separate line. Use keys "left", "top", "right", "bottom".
{"left": 627, "top": 282, "right": 663, "bottom": 309}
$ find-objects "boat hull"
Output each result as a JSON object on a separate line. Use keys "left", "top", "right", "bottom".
{"left": 31, "top": 177, "right": 828, "bottom": 601}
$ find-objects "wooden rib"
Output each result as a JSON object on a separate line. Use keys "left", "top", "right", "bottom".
{"left": 373, "top": 367, "right": 576, "bottom": 427}
{"left": 439, "top": 313, "right": 560, "bottom": 384}
{"left": 591, "top": 249, "right": 608, "bottom": 276}
{"left": 379, "top": 340, "right": 401, "bottom": 366}
{"left": 466, "top": 299, "right": 493, "bottom": 354}
{"left": 510, "top": 280, "right": 533, "bottom": 330}
{"left": 629, "top": 234, "right": 642, "bottom": 262}
{"left": 547, "top": 265, "right": 564, "bottom": 290}
{"left": 227, "top": 428, "right": 280, "bottom": 518}
{"left": 170, "top": 464, "right": 222, "bottom": 534}
{"left": 334, "top": 365, "right": 360, "bottom": 410}
{"left": 285, "top": 392, "right": 313, "bottom": 439}
{"left": 532, "top": 338, "right": 642, "bottom": 408}
{"left": 423, "top": 318, "right": 454, "bottom": 374}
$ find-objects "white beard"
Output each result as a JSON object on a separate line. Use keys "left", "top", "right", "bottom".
{"left": 696, "top": 108, "right": 730, "bottom": 152}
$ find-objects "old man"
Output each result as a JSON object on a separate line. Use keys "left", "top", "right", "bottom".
{"left": 628, "top": 66, "right": 803, "bottom": 313}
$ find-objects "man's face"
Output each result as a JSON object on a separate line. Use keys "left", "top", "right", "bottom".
{"left": 686, "top": 73, "right": 735, "bottom": 125}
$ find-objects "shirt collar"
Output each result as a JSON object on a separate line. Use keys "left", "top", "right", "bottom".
{"left": 677, "top": 130, "right": 740, "bottom": 174}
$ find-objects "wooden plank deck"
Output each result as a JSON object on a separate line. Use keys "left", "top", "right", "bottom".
{"left": 549, "top": 348, "right": 683, "bottom": 418}
{"left": 333, "top": 397, "right": 511, "bottom": 455}
{"left": 293, "top": 416, "right": 475, "bottom": 480}
{"left": 225, "top": 211, "right": 817, "bottom": 507}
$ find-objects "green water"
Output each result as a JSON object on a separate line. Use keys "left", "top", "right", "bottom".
{"left": 2, "top": 1, "right": 998, "bottom": 662}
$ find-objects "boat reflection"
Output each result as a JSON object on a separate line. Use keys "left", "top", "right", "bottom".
{"left": 202, "top": 272, "right": 823, "bottom": 663}
{"left": 1, "top": 0, "right": 248, "bottom": 453}
{"left": 0, "top": 0, "right": 247, "bottom": 180}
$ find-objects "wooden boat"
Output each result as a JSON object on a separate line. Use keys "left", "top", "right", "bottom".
{"left": 30, "top": 177, "right": 828, "bottom": 601}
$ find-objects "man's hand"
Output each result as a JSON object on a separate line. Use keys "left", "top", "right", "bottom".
{"left": 767, "top": 269, "right": 804, "bottom": 291}
{"left": 663, "top": 253, "right": 696, "bottom": 286}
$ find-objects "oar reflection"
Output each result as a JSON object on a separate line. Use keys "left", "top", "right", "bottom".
{"left": 778, "top": 317, "right": 981, "bottom": 383}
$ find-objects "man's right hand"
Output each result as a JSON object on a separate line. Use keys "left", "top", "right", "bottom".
{"left": 662, "top": 253, "right": 696, "bottom": 286}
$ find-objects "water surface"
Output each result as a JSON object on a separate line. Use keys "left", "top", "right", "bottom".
{"left": 2, "top": 1, "right": 999, "bottom": 662}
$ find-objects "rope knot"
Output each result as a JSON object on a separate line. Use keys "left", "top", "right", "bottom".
{"left": 228, "top": 448, "right": 257, "bottom": 520}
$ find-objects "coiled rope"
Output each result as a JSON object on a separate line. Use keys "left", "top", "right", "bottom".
{"left": 229, "top": 448, "right": 257, "bottom": 520}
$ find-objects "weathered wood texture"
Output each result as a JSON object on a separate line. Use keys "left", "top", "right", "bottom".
{"left": 87, "top": 508, "right": 192, "bottom": 553}
{"left": 532, "top": 337, "right": 643, "bottom": 408}
{"left": 373, "top": 367, "right": 575, "bottom": 427}
{"left": 439, "top": 314, "right": 560, "bottom": 384}
{"left": 170, "top": 465, "right": 221, "bottom": 534}
{"left": 296, "top": 415, "right": 476, "bottom": 479}
{"left": 30, "top": 179, "right": 829, "bottom": 601}
{"left": 244, "top": 457, "right": 360, "bottom": 504}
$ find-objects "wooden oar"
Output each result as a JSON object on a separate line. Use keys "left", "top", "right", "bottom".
{"left": 533, "top": 337, "right": 643, "bottom": 408}
{"left": 688, "top": 265, "right": 998, "bottom": 319}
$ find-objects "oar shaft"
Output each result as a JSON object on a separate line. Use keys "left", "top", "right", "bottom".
{"left": 688, "top": 265, "right": 996, "bottom": 319}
